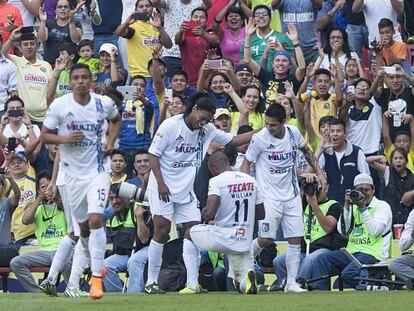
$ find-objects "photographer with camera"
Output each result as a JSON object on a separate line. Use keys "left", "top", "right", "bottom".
{"left": 103, "top": 183, "right": 152, "bottom": 293}
{"left": 311, "top": 173, "right": 392, "bottom": 290}
{"left": 273, "top": 174, "right": 345, "bottom": 289}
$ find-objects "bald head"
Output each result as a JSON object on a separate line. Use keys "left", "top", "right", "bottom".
{"left": 208, "top": 151, "right": 231, "bottom": 176}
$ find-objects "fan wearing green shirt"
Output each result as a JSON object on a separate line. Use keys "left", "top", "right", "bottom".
{"left": 46, "top": 42, "right": 79, "bottom": 105}
{"left": 77, "top": 39, "right": 102, "bottom": 82}
{"left": 10, "top": 171, "right": 69, "bottom": 293}
{"left": 240, "top": 4, "right": 293, "bottom": 72}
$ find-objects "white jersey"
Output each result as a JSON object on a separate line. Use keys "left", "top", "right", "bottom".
{"left": 245, "top": 125, "right": 305, "bottom": 201}
{"left": 43, "top": 93, "right": 119, "bottom": 180}
{"left": 209, "top": 171, "right": 263, "bottom": 252}
{"left": 148, "top": 114, "right": 233, "bottom": 203}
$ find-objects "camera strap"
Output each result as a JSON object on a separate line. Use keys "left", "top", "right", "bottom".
{"left": 340, "top": 205, "right": 354, "bottom": 238}
{"left": 306, "top": 206, "right": 313, "bottom": 241}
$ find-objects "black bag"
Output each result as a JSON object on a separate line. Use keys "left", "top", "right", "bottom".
{"left": 0, "top": 247, "right": 19, "bottom": 266}
{"left": 259, "top": 243, "right": 277, "bottom": 268}
{"left": 158, "top": 238, "right": 186, "bottom": 292}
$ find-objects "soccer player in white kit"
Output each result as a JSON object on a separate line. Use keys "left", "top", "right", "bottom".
{"left": 145, "top": 93, "right": 255, "bottom": 294}
{"left": 188, "top": 151, "right": 265, "bottom": 294}
{"left": 241, "top": 104, "right": 322, "bottom": 292}
{"left": 41, "top": 64, "right": 121, "bottom": 300}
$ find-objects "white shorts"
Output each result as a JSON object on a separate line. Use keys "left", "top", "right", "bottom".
{"left": 190, "top": 224, "right": 254, "bottom": 282}
{"left": 261, "top": 195, "right": 304, "bottom": 239}
{"left": 58, "top": 185, "right": 80, "bottom": 236}
{"left": 148, "top": 189, "right": 200, "bottom": 224}
{"left": 64, "top": 173, "right": 110, "bottom": 223}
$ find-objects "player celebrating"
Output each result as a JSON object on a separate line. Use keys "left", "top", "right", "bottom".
{"left": 241, "top": 104, "right": 322, "bottom": 293}
{"left": 41, "top": 64, "right": 121, "bottom": 300}
{"left": 188, "top": 151, "right": 265, "bottom": 294}
{"left": 145, "top": 93, "right": 255, "bottom": 294}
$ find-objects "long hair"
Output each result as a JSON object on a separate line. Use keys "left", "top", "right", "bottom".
{"left": 323, "top": 27, "right": 352, "bottom": 63}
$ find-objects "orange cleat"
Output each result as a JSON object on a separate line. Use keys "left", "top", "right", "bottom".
{"left": 90, "top": 276, "right": 104, "bottom": 301}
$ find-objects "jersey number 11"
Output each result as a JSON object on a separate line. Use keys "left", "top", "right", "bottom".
{"left": 234, "top": 199, "right": 248, "bottom": 222}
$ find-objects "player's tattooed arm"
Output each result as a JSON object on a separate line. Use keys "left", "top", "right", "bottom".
{"left": 300, "top": 144, "right": 326, "bottom": 188}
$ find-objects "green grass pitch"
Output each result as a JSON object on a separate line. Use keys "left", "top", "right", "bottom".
{"left": 1, "top": 291, "right": 413, "bottom": 311}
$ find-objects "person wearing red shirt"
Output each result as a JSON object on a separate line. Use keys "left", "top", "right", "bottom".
{"left": 0, "top": 0, "right": 23, "bottom": 53}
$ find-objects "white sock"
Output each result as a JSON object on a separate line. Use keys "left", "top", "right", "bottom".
{"left": 252, "top": 238, "right": 263, "bottom": 258}
{"left": 67, "top": 241, "right": 88, "bottom": 290}
{"left": 146, "top": 239, "right": 164, "bottom": 285}
{"left": 89, "top": 227, "right": 106, "bottom": 277}
{"left": 183, "top": 239, "right": 200, "bottom": 286}
{"left": 48, "top": 235, "right": 76, "bottom": 283}
{"left": 286, "top": 244, "right": 301, "bottom": 285}
{"left": 80, "top": 235, "right": 90, "bottom": 259}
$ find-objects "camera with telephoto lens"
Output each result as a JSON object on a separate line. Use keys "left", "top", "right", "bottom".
{"left": 299, "top": 177, "right": 319, "bottom": 195}
{"left": 116, "top": 182, "right": 149, "bottom": 207}
{"left": 349, "top": 189, "right": 366, "bottom": 203}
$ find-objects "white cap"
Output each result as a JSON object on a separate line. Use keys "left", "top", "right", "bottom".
{"left": 99, "top": 43, "right": 117, "bottom": 55}
{"left": 354, "top": 173, "right": 373, "bottom": 186}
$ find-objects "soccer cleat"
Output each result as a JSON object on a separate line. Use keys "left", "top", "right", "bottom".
{"left": 284, "top": 282, "right": 307, "bottom": 293}
{"left": 40, "top": 278, "right": 57, "bottom": 297}
{"left": 245, "top": 268, "right": 257, "bottom": 294}
{"left": 179, "top": 284, "right": 208, "bottom": 294}
{"left": 89, "top": 276, "right": 104, "bottom": 300}
{"left": 144, "top": 282, "right": 165, "bottom": 294}
{"left": 64, "top": 287, "right": 89, "bottom": 298}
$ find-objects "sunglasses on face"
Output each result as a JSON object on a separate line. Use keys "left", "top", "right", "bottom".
{"left": 254, "top": 12, "right": 269, "bottom": 18}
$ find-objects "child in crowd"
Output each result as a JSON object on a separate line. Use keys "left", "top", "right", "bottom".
{"left": 77, "top": 39, "right": 102, "bottom": 81}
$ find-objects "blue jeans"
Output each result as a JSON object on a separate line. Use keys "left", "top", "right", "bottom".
{"left": 163, "top": 57, "right": 182, "bottom": 78}
{"left": 312, "top": 250, "right": 378, "bottom": 290}
{"left": 346, "top": 24, "right": 369, "bottom": 58}
{"left": 127, "top": 246, "right": 148, "bottom": 293}
{"left": 273, "top": 248, "right": 331, "bottom": 285}
{"left": 103, "top": 253, "right": 128, "bottom": 292}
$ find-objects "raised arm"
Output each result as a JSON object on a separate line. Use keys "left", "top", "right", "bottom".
{"left": 366, "top": 155, "right": 387, "bottom": 174}
{"left": 352, "top": 0, "right": 364, "bottom": 13}
{"left": 223, "top": 83, "right": 249, "bottom": 115}
{"left": 317, "top": 0, "right": 345, "bottom": 31}
{"left": 22, "top": 195, "right": 43, "bottom": 225}
{"left": 68, "top": 10, "right": 82, "bottom": 43}
{"left": 7, "top": 177, "right": 21, "bottom": 208}
{"left": 37, "top": 7, "right": 48, "bottom": 42}
{"left": 271, "top": 0, "right": 282, "bottom": 9}
{"left": 391, "top": 0, "right": 404, "bottom": 15}
{"left": 382, "top": 113, "right": 392, "bottom": 151}
{"left": 149, "top": 11, "right": 172, "bottom": 49}
{"left": 286, "top": 24, "right": 306, "bottom": 81}
{"left": 243, "top": 18, "right": 260, "bottom": 76}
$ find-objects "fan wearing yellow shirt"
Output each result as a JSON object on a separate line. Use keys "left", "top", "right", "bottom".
{"left": 383, "top": 128, "right": 414, "bottom": 174}
{"left": 6, "top": 151, "right": 36, "bottom": 245}
{"left": 110, "top": 149, "right": 128, "bottom": 184}
{"left": 115, "top": 0, "right": 172, "bottom": 77}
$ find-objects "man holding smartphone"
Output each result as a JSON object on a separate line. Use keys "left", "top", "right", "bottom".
{"left": 115, "top": 0, "right": 172, "bottom": 78}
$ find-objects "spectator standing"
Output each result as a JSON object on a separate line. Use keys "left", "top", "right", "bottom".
{"left": 8, "top": 0, "right": 40, "bottom": 27}
{"left": 42, "top": 0, "right": 58, "bottom": 19}
{"left": 316, "top": 0, "right": 346, "bottom": 48}
{"left": 343, "top": 0, "right": 368, "bottom": 58}
{"left": 115, "top": 0, "right": 172, "bottom": 78}
{"left": 0, "top": 35, "right": 18, "bottom": 117}
{"left": 71, "top": 0, "right": 102, "bottom": 41}
{"left": 151, "top": 0, "right": 212, "bottom": 77}
{"left": 92, "top": 0, "right": 122, "bottom": 54}
{"left": 247, "top": 0, "right": 283, "bottom": 32}
{"left": 0, "top": 0, "right": 23, "bottom": 50}
{"left": 352, "top": 0, "right": 404, "bottom": 43}
{"left": 37, "top": 0, "right": 83, "bottom": 64}
{"left": 272, "top": 0, "right": 323, "bottom": 63}
{"left": 175, "top": 7, "right": 220, "bottom": 86}
{"left": 1, "top": 28, "right": 53, "bottom": 125}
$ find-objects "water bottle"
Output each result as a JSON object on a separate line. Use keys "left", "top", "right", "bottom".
{"left": 393, "top": 112, "right": 401, "bottom": 127}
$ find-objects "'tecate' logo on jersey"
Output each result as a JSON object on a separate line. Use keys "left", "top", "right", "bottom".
{"left": 227, "top": 182, "right": 255, "bottom": 193}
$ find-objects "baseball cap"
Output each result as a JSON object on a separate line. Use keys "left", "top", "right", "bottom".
{"left": 12, "top": 151, "right": 28, "bottom": 162}
{"left": 274, "top": 50, "right": 292, "bottom": 63}
{"left": 354, "top": 173, "right": 373, "bottom": 186}
{"left": 214, "top": 108, "right": 231, "bottom": 120}
{"left": 99, "top": 43, "right": 117, "bottom": 55}
{"left": 235, "top": 64, "right": 252, "bottom": 74}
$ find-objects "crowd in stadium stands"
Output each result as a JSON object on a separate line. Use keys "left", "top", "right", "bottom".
{"left": 1, "top": 0, "right": 414, "bottom": 297}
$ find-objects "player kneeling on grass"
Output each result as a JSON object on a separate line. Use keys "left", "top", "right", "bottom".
{"left": 185, "top": 151, "right": 265, "bottom": 294}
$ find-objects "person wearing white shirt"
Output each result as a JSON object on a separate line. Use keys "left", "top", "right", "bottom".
{"left": 188, "top": 151, "right": 265, "bottom": 294}
{"left": 389, "top": 210, "right": 414, "bottom": 284}
{"left": 8, "top": 0, "right": 41, "bottom": 26}
{"left": 0, "top": 38, "right": 18, "bottom": 116}
{"left": 144, "top": 93, "right": 255, "bottom": 294}
{"left": 41, "top": 63, "right": 121, "bottom": 300}
{"left": 241, "top": 103, "right": 323, "bottom": 293}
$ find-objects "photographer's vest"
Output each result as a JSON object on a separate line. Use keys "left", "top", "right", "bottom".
{"left": 324, "top": 143, "right": 361, "bottom": 204}
{"left": 304, "top": 200, "right": 336, "bottom": 243}
{"left": 34, "top": 203, "right": 67, "bottom": 252}
{"left": 109, "top": 204, "right": 136, "bottom": 256}
{"left": 346, "top": 202, "right": 391, "bottom": 261}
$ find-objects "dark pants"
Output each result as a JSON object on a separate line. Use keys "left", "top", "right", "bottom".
{"left": 163, "top": 56, "right": 182, "bottom": 78}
